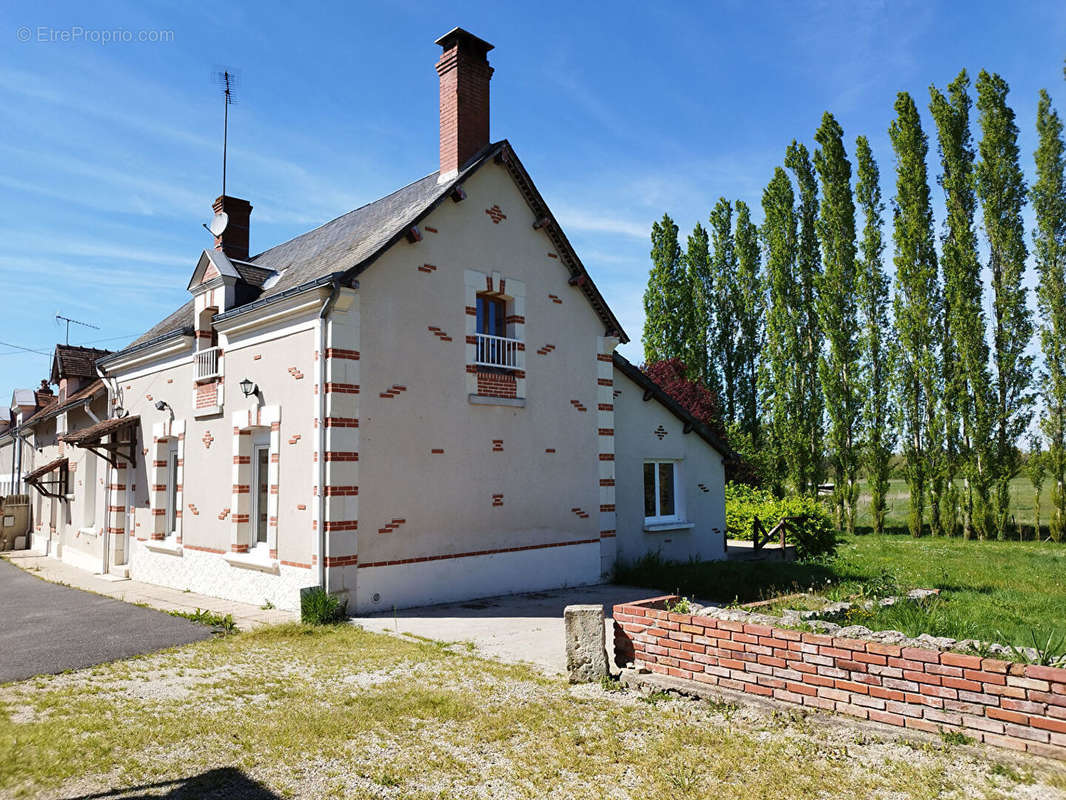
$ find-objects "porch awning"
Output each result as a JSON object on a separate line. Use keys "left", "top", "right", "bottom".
{"left": 60, "top": 415, "right": 139, "bottom": 468}
{"left": 24, "top": 457, "right": 68, "bottom": 499}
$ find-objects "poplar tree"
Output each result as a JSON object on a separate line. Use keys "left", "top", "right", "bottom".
{"left": 976, "top": 70, "right": 1034, "bottom": 540}
{"left": 734, "top": 200, "right": 764, "bottom": 447}
{"left": 785, "top": 141, "right": 824, "bottom": 494}
{"left": 855, "top": 135, "right": 894, "bottom": 535}
{"left": 1032, "top": 87, "right": 1066, "bottom": 542}
{"left": 709, "top": 199, "right": 738, "bottom": 421}
{"left": 930, "top": 69, "right": 995, "bottom": 539}
{"left": 643, "top": 214, "right": 686, "bottom": 364}
{"left": 814, "top": 112, "right": 862, "bottom": 532}
{"left": 761, "top": 167, "right": 801, "bottom": 494}
{"left": 682, "top": 222, "right": 714, "bottom": 389}
{"left": 890, "top": 92, "right": 942, "bottom": 538}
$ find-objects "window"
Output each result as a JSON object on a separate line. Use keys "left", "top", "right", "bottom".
{"left": 82, "top": 453, "right": 97, "bottom": 528}
{"left": 476, "top": 294, "right": 506, "bottom": 337}
{"left": 164, "top": 440, "right": 179, "bottom": 537}
{"left": 252, "top": 442, "right": 270, "bottom": 547}
{"left": 643, "top": 461, "right": 679, "bottom": 523}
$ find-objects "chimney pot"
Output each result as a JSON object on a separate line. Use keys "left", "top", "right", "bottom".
{"left": 212, "top": 195, "right": 253, "bottom": 261}
{"left": 435, "top": 28, "right": 494, "bottom": 179}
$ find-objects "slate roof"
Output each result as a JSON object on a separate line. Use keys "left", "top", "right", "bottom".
{"left": 22, "top": 379, "right": 105, "bottom": 429}
{"left": 114, "top": 140, "right": 627, "bottom": 358}
{"left": 611, "top": 352, "right": 734, "bottom": 460}
{"left": 50, "top": 345, "right": 112, "bottom": 384}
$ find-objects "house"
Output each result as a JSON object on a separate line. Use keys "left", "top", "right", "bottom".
{"left": 0, "top": 347, "right": 111, "bottom": 568}
{"left": 17, "top": 28, "right": 729, "bottom": 612}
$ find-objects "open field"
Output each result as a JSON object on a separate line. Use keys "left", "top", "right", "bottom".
{"left": 615, "top": 535, "right": 1066, "bottom": 656}
{"left": 1, "top": 623, "right": 1064, "bottom": 799}
{"left": 855, "top": 477, "right": 1049, "bottom": 536}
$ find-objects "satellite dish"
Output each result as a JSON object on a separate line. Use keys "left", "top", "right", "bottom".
{"left": 207, "top": 212, "right": 229, "bottom": 237}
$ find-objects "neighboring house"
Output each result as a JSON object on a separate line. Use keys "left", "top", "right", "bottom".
{"left": 1, "top": 382, "right": 60, "bottom": 497}
{"left": 7, "top": 346, "right": 111, "bottom": 570}
{"left": 22, "top": 28, "right": 729, "bottom": 612}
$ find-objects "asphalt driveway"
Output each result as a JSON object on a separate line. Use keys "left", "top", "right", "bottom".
{"left": 0, "top": 557, "right": 212, "bottom": 683}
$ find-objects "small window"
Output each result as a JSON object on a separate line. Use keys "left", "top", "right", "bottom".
{"left": 476, "top": 294, "right": 506, "bottom": 337}
{"left": 253, "top": 443, "right": 270, "bottom": 546}
{"left": 165, "top": 440, "right": 179, "bottom": 536}
{"left": 643, "top": 461, "right": 679, "bottom": 523}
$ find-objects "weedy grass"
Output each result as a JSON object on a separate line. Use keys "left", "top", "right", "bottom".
{"left": 616, "top": 535, "right": 1066, "bottom": 657}
{"left": 3, "top": 623, "right": 1061, "bottom": 799}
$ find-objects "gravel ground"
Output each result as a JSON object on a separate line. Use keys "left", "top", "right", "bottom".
{"left": 1, "top": 624, "right": 1063, "bottom": 799}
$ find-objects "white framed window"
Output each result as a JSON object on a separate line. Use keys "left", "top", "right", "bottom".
{"left": 164, "top": 440, "right": 179, "bottom": 537}
{"left": 643, "top": 460, "right": 681, "bottom": 523}
{"left": 251, "top": 436, "right": 270, "bottom": 549}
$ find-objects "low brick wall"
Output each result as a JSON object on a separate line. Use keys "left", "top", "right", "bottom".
{"left": 613, "top": 596, "right": 1066, "bottom": 760}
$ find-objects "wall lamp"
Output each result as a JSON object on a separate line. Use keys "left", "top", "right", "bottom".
{"left": 154, "top": 400, "right": 171, "bottom": 413}
{"left": 239, "top": 378, "right": 260, "bottom": 399}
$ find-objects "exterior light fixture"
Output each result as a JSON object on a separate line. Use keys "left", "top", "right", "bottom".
{"left": 239, "top": 378, "right": 258, "bottom": 398}
{"left": 154, "top": 400, "right": 171, "bottom": 412}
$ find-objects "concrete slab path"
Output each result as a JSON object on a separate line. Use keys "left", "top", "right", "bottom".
{"left": 2, "top": 551, "right": 296, "bottom": 630}
{"left": 0, "top": 556, "right": 214, "bottom": 682}
{"left": 358, "top": 583, "right": 673, "bottom": 675}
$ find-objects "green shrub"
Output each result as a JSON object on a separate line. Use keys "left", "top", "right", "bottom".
{"left": 301, "top": 587, "right": 346, "bottom": 625}
{"left": 725, "top": 482, "right": 837, "bottom": 559}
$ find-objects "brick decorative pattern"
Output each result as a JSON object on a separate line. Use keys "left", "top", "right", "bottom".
{"left": 545, "top": 448, "right": 556, "bottom": 454}
{"left": 424, "top": 226, "right": 438, "bottom": 234}
{"left": 377, "top": 518, "right": 406, "bottom": 535}
{"left": 430, "top": 448, "right": 445, "bottom": 455}
{"left": 485, "top": 205, "right": 507, "bottom": 224}
{"left": 491, "top": 439, "right": 504, "bottom": 452}
{"left": 428, "top": 326, "right": 453, "bottom": 342}
{"left": 418, "top": 263, "right": 438, "bottom": 274}
{"left": 477, "top": 370, "right": 517, "bottom": 399}
{"left": 536, "top": 344, "right": 556, "bottom": 355}
{"left": 571, "top": 507, "right": 590, "bottom": 520}
{"left": 548, "top": 293, "right": 562, "bottom": 304}
{"left": 570, "top": 399, "right": 587, "bottom": 412}
{"left": 379, "top": 384, "right": 408, "bottom": 399}
{"left": 492, "top": 493, "right": 504, "bottom": 507}
{"left": 697, "top": 483, "right": 711, "bottom": 493}
{"left": 287, "top": 367, "right": 304, "bottom": 380}
{"left": 202, "top": 430, "right": 214, "bottom": 449}
{"left": 547, "top": 253, "right": 559, "bottom": 261}
{"left": 195, "top": 381, "right": 218, "bottom": 410}
{"left": 614, "top": 596, "right": 1066, "bottom": 760}
{"left": 654, "top": 424, "right": 668, "bottom": 440}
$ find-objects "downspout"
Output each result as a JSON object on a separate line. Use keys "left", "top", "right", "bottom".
{"left": 316, "top": 276, "right": 344, "bottom": 591}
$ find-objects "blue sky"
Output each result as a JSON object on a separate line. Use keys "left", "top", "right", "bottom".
{"left": 1, "top": 0, "right": 1064, "bottom": 394}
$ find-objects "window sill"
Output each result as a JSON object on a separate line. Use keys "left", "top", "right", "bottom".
{"left": 193, "top": 405, "right": 223, "bottom": 419}
{"left": 224, "top": 550, "right": 279, "bottom": 574}
{"left": 643, "top": 521, "right": 695, "bottom": 533}
{"left": 76, "top": 527, "right": 100, "bottom": 539}
{"left": 469, "top": 394, "right": 526, "bottom": 407}
{"left": 145, "top": 538, "right": 183, "bottom": 556}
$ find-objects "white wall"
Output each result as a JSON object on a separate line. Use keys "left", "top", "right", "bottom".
{"left": 612, "top": 365, "right": 726, "bottom": 565}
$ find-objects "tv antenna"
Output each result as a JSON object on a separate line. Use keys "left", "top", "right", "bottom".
{"left": 55, "top": 313, "right": 99, "bottom": 345}
{"left": 214, "top": 68, "right": 239, "bottom": 198}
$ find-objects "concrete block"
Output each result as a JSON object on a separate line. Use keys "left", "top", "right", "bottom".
{"left": 565, "top": 604, "right": 607, "bottom": 683}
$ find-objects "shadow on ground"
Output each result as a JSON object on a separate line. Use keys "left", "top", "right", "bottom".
{"left": 62, "top": 768, "right": 280, "bottom": 800}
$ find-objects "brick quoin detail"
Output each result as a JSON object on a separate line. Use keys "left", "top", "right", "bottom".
{"left": 613, "top": 596, "right": 1066, "bottom": 760}
{"left": 476, "top": 370, "right": 516, "bottom": 399}
{"left": 428, "top": 326, "right": 453, "bottom": 342}
{"left": 378, "top": 518, "right": 406, "bottom": 534}
{"left": 325, "top": 348, "right": 360, "bottom": 360}
{"left": 485, "top": 205, "right": 506, "bottom": 223}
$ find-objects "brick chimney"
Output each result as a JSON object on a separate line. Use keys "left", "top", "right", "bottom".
{"left": 212, "top": 195, "right": 252, "bottom": 261}
{"left": 435, "top": 28, "right": 494, "bottom": 179}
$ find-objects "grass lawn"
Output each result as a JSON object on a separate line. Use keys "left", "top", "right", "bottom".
{"left": 2, "top": 624, "right": 1064, "bottom": 799}
{"left": 615, "top": 535, "right": 1066, "bottom": 657}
